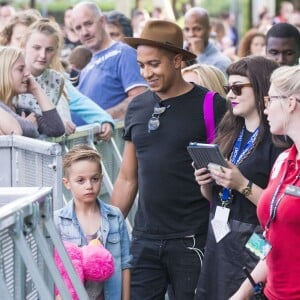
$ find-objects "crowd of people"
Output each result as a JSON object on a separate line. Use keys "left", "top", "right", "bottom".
{"left": 0, "top": 0, "right": 300, "bottom": 299}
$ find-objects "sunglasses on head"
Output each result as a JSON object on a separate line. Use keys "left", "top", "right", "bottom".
{"left": 223, "top": 83, "right": 252, "bottom": 96}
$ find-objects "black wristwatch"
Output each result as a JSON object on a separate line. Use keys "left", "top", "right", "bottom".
{"left": 241, "top": 181, "right": 253, "bottom": 197}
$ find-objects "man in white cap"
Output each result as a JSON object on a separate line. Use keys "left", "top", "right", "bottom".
{"left": 111, "top": 19, "right": 227, "bottom": 299}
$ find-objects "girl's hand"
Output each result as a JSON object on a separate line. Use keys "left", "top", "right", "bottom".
{"left": 25, "top": 75, "right": 40, "bottom": 96}
{"left": 208, "top": 161, "right": 247, "bottom": 191}
{"left": 22, "top": 111, "right": 38, "bottom": 129}
{"left": 194, "top": 165, "right": 213, "bottom": 186}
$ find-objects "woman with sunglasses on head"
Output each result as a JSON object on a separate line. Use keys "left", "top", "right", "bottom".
{"left": 194, "top": 56, "right": 287, "bottom": 300}
{"left": 230, "top": 65, "right": 300, "bottom": 300}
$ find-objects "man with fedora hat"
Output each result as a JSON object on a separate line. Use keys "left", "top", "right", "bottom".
{"left": 111, "top": 19, "right": 227, "bottom": 299}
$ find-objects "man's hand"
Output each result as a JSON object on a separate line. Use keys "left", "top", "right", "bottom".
{"left": 64, "top": 120, "right": 76, "bottom": 135}
{"left": 186, "top": 37, "right": 205, "bottom": 56}
{"left": 97, "top": 123, "right": 113, "bottom": 141}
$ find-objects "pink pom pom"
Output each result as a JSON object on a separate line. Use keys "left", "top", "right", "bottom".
{"left": 54, "top": 242, "right": 84, "bottom": 300}
{"left": 81, "top": 244, "right": 114, "bottom": 281}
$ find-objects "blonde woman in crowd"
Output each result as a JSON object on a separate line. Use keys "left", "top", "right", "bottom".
{"left": 14, "top": 18, "right": 76, "bottom": 134}
{"left": 182, "top": 63, "right": 227, "bottom": 97}
{"left": 230, "top": 65, "right": 300, "bottom": 300}
{"left": 0, "top": 46, "right": 64, "bottom": 138}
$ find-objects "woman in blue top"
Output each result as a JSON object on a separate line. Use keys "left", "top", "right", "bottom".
{"left": 54, "top": 144, "right": 131, "bottom": 300}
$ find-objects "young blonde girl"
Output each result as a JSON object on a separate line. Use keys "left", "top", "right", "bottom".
{"left": 0, "top": 46, "right": 64, "bottom": 137}
{"left": 13, "top": 18, "right": 76, "bottom": 134}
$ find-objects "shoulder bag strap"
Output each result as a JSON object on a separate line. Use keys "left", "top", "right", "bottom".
{"left": 203, "top": 91, "right": 216, "bottom": 143}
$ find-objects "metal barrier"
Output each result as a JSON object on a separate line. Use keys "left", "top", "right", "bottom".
{"left": 0, "top": 187, "right": 88, "bottom": 300}
{"left": 0, "top": 135, "right": 63, "bottom": 210}
{"left": 0, "top": 123, "right": 139, "bottom": 299}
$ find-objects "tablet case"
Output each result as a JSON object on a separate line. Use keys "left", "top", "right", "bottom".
{"left": 187, "top": 143, "right": 227, "bottom": 169}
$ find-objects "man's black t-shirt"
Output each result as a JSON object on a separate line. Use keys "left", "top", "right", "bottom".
{"left": 124, "top": 84, "right": 227, "bottom": 239}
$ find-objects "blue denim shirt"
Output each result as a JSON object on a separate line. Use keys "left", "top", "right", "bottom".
{"left": 54, "top": 198, "right": 131, "bottom": 300}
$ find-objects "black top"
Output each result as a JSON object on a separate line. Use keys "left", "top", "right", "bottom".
{"left": 196, "top": 130, "right": 285, "bottom": 300}
{"left": 211, "top": 129, "right": 283, "bottom": 225}
{"left": 124, "top": 84, "right": 228, "bottom": 239}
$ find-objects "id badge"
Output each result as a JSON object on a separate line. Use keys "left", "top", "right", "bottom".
{"left": 245, "top": 232, "right": 272, "bottom": 260}
{"left": 211, "top": 206, "right": 231, "bottom": 243}
{"left": 214, "top": 205, "right": 230, "bottom": 222}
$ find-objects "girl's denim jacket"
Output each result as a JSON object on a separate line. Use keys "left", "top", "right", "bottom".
{"left": 54, "top": 198, "right": 131, "bottom": 300}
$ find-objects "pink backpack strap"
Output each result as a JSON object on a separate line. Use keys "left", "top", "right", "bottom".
{"left": 203, "top": 91, "right": 216, "bottom": 143}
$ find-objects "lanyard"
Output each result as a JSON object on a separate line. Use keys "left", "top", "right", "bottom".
{"left": 231, "top": 127, "right": 259, "bottom": 165}
{"left": 219, "top": 127, "right": 259, "bottom": 204}
{"left": 265, "top": 162, "right": 300, "bottom": 231}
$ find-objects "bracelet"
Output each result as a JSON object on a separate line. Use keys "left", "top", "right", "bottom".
{"left": 241, "top": 180, "right": 253, "bottom": 197}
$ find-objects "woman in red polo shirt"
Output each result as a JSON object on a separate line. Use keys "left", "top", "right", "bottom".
{"left": 230, "top": 65, "right": 300, "bottom": 300}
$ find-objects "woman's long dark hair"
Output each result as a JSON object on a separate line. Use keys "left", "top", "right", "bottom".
{"left": 214, "top": 56, "right": 279, "bottom": 158}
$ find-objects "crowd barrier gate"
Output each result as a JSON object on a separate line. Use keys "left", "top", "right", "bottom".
{"left": 0, "top": 187, "right": 88, "bottom": 300}
{"left": 0, "top": 135, "right": 63, "bottom": 210}
{"left": 0, "top": 122, "right": 137, "bottom": 299}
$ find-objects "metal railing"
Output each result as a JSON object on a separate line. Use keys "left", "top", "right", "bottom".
{"left": 0, "top": 135, "right": 63, "bottom": 210}
{"left": 0, "top": 122, "right": 138, "bottom": 299}
{"left": 0, "top": 187, "right": 88, "bottom": 300}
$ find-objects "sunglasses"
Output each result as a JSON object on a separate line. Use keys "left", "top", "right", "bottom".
{"left": 148, "top": 103, "right": 169, "bottom": 133}
{"left": 223, "top": 83, "right": 252, "bottom": 96}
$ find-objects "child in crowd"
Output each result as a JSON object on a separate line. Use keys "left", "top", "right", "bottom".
{"left": 54, "top": 144, "right": 131, "bottom": 300}
{"left": 0, "top": 46, "right": 64, "bottom": 138}
{"left": 68, "top": 45, "right": 92, "bottom": 87}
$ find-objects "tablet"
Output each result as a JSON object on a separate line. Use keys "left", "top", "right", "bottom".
{"left": 187, "top": 142, "right": 227, "bottom": 169}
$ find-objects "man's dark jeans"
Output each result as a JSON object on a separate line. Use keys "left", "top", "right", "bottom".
{"left": 130, "top": 234, "right": 206, "bottom": 300}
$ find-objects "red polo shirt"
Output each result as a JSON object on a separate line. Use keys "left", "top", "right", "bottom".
{"left": 257, "top": 145, "right": 300, "bottom": 300}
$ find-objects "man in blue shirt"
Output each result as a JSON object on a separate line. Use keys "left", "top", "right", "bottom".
{"left": 71, "top": 2, "right": 147, "bottom": 120}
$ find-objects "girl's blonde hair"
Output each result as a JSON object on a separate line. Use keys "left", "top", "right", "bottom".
{"left": 23, "top": 18, "right": 67, "bottom": 99}
{"left": 23, "top": 18, "right": 64, "bottom": 72}
{"left": 182, "top": 63, "right": 227, "bottom": 97}
{"left": 270, "top": 65, "right": 300, "bottom": 97}
{"left": 0, "top": 46, "right": 23, "bottom": 106}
